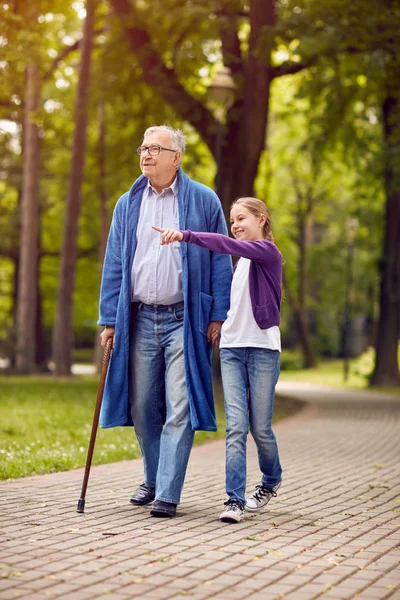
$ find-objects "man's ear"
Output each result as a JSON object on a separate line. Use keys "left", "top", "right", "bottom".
{"left": 173, "top": 152, "right": 181, "bottom": 168}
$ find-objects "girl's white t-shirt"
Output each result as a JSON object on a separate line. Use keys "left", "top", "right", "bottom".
{"left": 220, "top": 258, "right": 281, "bottom": 351}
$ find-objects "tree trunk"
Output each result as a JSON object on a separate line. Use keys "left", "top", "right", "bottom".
{"left": 15, "top": 63, "right": 40, "bottom": 373}
{"left": 283, "top": 273, "right": 316, "bottom": 369}
{"left": 218, "top": 120, "right": 261, "bottom": 222}
{"left": 34, "top": 225, "right": 48, "bottom": 371}
{"left": 7, "top": 190, "right": 21, "bottom": 368}
{"left": 9, "top": 252, "right": 19, "bottom": 369}
{"left": 297, "top": 218, "right": 317, "bottom": 368}
{"left": 281, "top": 186, "right": 317, "bottom": 368}
{"left": 93, "top": 102, "right": 110, "bottom": 373}
{"left": 370, "top": 88, "right": 400, "bottom": 387}
{"left": 35, "top": 273, "right": 48, "bottom": 371}
{"left": 52, "top": 0, "right": 96, "bottom": 375}
{"left": 218, "top": 0, "right": 275, "bottom": 220}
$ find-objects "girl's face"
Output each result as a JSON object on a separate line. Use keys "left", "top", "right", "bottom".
{"left": 230, "top": 205, "right": 265, "bottom": 241}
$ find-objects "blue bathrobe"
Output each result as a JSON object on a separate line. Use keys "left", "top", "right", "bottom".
{"left": 98, "top": 169, "right": 232, "bottom": 431}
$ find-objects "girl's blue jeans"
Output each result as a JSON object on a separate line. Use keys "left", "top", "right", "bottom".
{"left": 220, "top": 347, "right": 282, "bottom": 505}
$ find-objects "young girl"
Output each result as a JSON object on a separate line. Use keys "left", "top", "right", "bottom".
{"left": 153, "top": 197, "right": 282, "bottom": 523}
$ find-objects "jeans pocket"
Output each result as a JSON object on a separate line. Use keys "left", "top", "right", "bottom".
{"left": 198, "top": 292, "right": 213, "bottom": 335}
{"left": 173, "top": 307, "right": 184, "bottom": 322}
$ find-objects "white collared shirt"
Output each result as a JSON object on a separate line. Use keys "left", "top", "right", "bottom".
{"left": 131, "top": 177, "right": 183, "bottom": 305}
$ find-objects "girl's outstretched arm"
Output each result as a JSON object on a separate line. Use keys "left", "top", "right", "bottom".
{"left": 152, "top": 226, "right": 280, "bottom": 264}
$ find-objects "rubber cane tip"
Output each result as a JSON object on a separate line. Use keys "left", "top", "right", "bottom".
{"left": 76, "top": 499, "right": 85, "bottom": 513}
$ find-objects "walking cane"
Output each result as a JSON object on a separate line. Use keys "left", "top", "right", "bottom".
{"left": 77, "top": 336, "right": 113, "bottom": 513}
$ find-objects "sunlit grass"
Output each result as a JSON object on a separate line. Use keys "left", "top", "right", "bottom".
{"left": 0, "top": 377, "right": 138, "bottom": 480}
{"left": 279, "top": 357, "right": 400, "bottom": 395}
{"left": 0, "top": 375, "right": 298, "bottom": 480}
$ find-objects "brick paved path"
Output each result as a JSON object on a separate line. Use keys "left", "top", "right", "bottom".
{"left": 1, "top": 383, "right": 399, "bottom": 600}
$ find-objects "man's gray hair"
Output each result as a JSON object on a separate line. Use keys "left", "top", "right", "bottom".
{"left": 144, "top": 125, "right": 186, "bottom": 167}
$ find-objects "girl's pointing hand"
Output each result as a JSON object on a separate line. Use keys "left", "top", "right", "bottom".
{"left": 152, "top": 225, "right": 183, "bottom": 245}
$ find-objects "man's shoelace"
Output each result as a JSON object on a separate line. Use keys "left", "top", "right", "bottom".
{"left": 253, "top": 485, "right": 278, "bottom": 502}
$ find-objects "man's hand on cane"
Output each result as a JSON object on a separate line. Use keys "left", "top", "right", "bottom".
{"left": 100, "top": 326, "right": 115, "bottom": 349}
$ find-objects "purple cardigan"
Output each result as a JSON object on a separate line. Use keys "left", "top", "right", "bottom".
{"left": 181, "top": 230, "right": 282, "bottom": 329}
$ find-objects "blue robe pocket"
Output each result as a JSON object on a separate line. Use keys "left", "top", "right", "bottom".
{"left": 198, "top": 291, "right": 213, "bottom": 335}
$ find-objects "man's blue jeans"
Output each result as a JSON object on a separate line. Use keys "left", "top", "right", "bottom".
{"left": 129, "top": 302, "right": 194, "bottom": 504}
{"left": 220, "top": 347, "right": 282, "bottom": 504}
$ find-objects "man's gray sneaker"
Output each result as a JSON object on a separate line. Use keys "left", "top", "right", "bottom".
{"left": 219, "top": 500, "right": 244, "bottom": 523}
{"left": 245, "top": 481, "right": 281, "bottom": 512}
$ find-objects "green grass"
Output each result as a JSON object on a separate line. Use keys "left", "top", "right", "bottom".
{"left": 0, "top": 375, "right": 299, "bottom": 480}
{"left": 279, "top": 358, "right": 400, "bottom": 395}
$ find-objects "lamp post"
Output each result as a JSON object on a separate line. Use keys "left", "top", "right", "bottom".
{"left": 207, "top": 66, "right": 236, "bottom": 201}
{"left": 342, "top": 217, "right": 358, "bottom": 382}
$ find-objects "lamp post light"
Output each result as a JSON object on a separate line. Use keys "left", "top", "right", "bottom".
{"left": 342, "top": 217, "right": 359, "bottom": 382}
{"left": 207, "top": 66, "right": 236, "bottom": 200}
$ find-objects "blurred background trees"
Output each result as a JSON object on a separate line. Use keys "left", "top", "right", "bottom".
{"left": 0, "top": 0, "right": 398, "bottom": 385}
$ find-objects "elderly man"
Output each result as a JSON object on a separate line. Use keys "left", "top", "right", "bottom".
{"left": 99, "top": 125, "right": 232, "bottom": 518}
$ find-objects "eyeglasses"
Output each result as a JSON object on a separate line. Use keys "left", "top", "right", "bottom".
{"left": 136, "top": 144, "right": 178, "bottom": 156}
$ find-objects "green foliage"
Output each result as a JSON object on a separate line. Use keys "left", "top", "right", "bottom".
{"left": 280, "top": 349, "right": 305, "bottom": 371}
{"left": 352, "top": 345, "right": 400, "bottom": 383}
{"left": 262, "top": 13, "right": 387, "bottom": 356}
{"left": 351, "top": 346, "right": 376, "bottom": 382}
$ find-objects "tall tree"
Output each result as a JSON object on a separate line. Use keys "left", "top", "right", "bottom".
{"left": 1, "top": 1, "right": 96, "bottom": 371}
{"left": 282, "top": 168, "right": 318, "bottom": 369}
{"left": 370, "top": 66, "right": 400, "bottom": 385}
{"left": 109, "top": 0, "right": 313, "bottom": 217}
{"left": 15, "top": 60, "right": 41, "bottom": 372}
{"left": 291, "top": 0, "right": 400, "bottom": 386}
{"left": 52, "top": 0, "right": 97, "bottom": 374}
